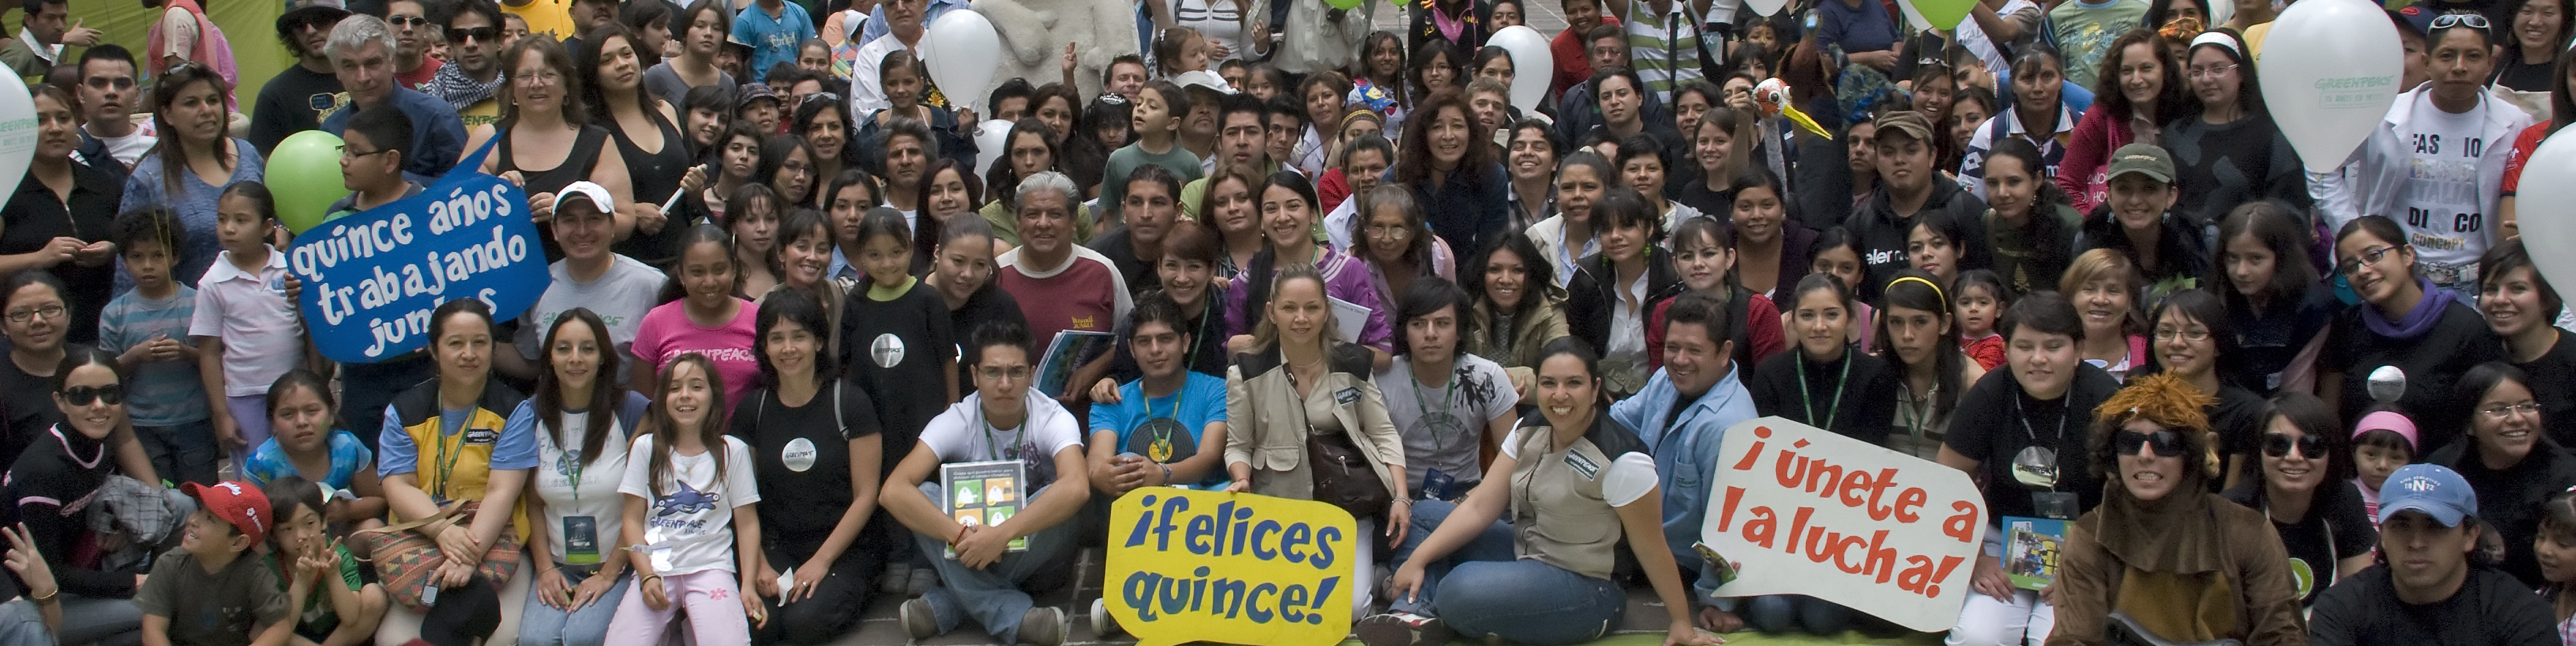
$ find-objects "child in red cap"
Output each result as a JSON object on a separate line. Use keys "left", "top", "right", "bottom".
{"left": 136, "top": 481, "right": 290, "bottom": 645}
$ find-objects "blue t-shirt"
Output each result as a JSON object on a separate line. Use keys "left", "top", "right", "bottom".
{"left": 95, "top": 286, "right": 206, "bottom": 426}
{"left": 1087, "top": 372, "right": 1229, "bottom": 489}
{"left": 243, "top": 429, "right": 375, "bottom": 491}
{"left": 733, "top": 2, "right": 818, "bottom": 84}
{"left": 375, "top": 403, "right": 542, "bottom": 478}
{"left": 320, "top": 88, "right": 466, "bottom": 181}
{"left": 1815, "top": 0, "right": 1901, "bottom": 55}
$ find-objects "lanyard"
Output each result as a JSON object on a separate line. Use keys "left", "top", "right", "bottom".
{"left": 980, "top": 407, "right": 1022, "bottom": 462}
{"left": 1409, "top": 363, "right": 1459, "bottom": 442}
{"left": 2014, "top": 391, "right": 2068, "bottom": 444}
{"left": 1795, "top": 348, "right": 1853, "bottom": 431}
{"left": 433, "top": 410, "right": 470, "bottom": 502}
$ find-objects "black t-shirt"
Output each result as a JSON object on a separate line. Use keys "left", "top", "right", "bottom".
{"left": 2210, "top": 384, "right": 2270, "bottom": 489}
{"left": 1746, "top": 348, "right": 1897, "bottom": 446}
{"left": 947, "top": 281, "right": 1028, "bottom": 386}
{"left": 248, "top": 65, "right": 346, "bottom": 156}
{"left": 2309, "top": 565, "right": 2558, "bottom": 646}
{"left": 730, "top": 380, "right": 882, "bottom": 554}
{"left": 0, "top": 162, "right": 122, "bottom": 347}
{"left": 2427, "top": 441, "right": 2576, "bottom": 588}
{"left": 0, "top": 345, "right": 84, "bottom": 476}
{"left": 2517, "top": 331, "right": 2576, "bottom": 448}
{"left": 1086, "top": 228, "right": 1160, "bottom": 296}
{"left": 2220, "top": 481, "right": 2379, "bottom": 606}
{"left": 1942, "top": 362, "right": 2123, "bottom": 521}
{"left": 1105, "top": 291, "right": 1229, "bottom": 384}
{"left": 2226, "top": 283, "right": 2337, "bottom": 397}
{"left": 2322, "top": 297, "right": 2506, "bottom": 452}
{"left": 840, "top": 280, "right": 956, "bottom": 478}
{"left": 1668, "top": 173, "right": 1732, "bottom": 219}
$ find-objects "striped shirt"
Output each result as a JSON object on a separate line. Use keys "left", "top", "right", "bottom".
{"left": 1622, "top": 0, "right": 1706, "bottom": 103}
{"left": 97, "top": 286, "right": 207, "bottom": 426}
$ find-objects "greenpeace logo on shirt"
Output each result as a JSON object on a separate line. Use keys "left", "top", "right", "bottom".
{"left": 666, "top": 347, "right": 756, "bottom": 363}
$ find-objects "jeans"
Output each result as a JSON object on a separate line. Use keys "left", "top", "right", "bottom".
{"left": 0, "top": 599, "right": 46, "bottom": 645}
{"left": 59, "top": 594, "right": 142, "bottom": 646}
{"left": 754, "top": 542, "right": 883, "bottom": 645}
{"left": 134, "top": 419, "right": 219, "bottom": 487}
{"left": 1435, "top": 559, "right": 1625, "bottom": 645}
{"left": 1383, "top": 498, "right": 1517, "bottom": 617}
{"left": 516, "top": 564, "right": 630, "bottom": 646}
{"left": 1745, "top": 595, "right": 1858, "bottom": 636}
{"left": 908, "top": 482, "right": 1079, "bottom": 644}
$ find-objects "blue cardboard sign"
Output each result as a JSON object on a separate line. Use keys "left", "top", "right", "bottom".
{"left": 287, "top": 173, "right": 545, "bottom": 363}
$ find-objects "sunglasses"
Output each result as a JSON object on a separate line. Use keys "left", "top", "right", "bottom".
{"left": 388, "top": 14, "right": 431, "bottom": 27}
{"left": 2262, "top": 433, "right": 2327, "bottom": 459}
{"left": 2431, "top": 13, "right": 2491, "bottom": 30}
{"left": 2115, "top": 429, "right": 2184, "bottom": 457}
{"left": 447, "top": 27, "right": 500, "bottom": 43}
{"left": 60, "top": 384, "right": 123, "bottom": 407}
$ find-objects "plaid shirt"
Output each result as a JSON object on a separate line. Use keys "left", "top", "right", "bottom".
{"left": 425, "top": 61, "right": 504, "bottom": 113}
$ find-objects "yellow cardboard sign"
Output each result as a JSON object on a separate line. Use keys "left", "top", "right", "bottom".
{"left": 1105, "top": 488, "right": 1358, "bottom": 646}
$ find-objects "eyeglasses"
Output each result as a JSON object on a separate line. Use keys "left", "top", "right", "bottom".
{"left": 2432, "top": 13, "right": 2491, "bottom": 30}
{"left": 2479, "top": 401, "right": 2541, "bottom": 420}
{"left": 2337, "top": 244, "right": 2406, "bottom": 276}
{"left": 976, "top": 365, "right": 1034, "bottom": 382}
{"left": 2261, "top": 433, "right": 2327, "bottom": 459}
{"left": 387, "top": 14, "right": 430, "bottom": 27}
{"left": 2115, "top": 429, "right": 2185, "bottom": 457}
{"left": 2151, "top": 327, "right": 2211, "bottom": 343}
{"left": 447, "top": 27, "right": 500, "bottom": 43}
{"left": 1364, "top": 224, "right": 1413, "bottom": 241}
{"left": 5, "top": 304, "right": 64, "bottom": 323}
{"left": 2186, "top": 63, "right": 2238, "bottom": 79}
{"left": 59, "top": 384, "right": 122, "bottom": 407}
{"left": 82, "top": 76, "right": 135, "bottom": 91}
{"left": 515, "top": 70, "right": 564, "bottom": 87}
{"left": 339, "top": 144, "right": 393, "bottom": 159}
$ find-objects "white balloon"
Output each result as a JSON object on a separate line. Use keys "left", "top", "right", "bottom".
{"left": 2510, "top": 129, "right": 2576, "bottom": 291}
{"left": 922, "top": 10, "right": 1002, "bottom": 114}
{"left": 1895, "top": 0, "right": 1934, "bottom": 32}
{"left": 1486, "top": 26, "right": 1554, "bottom": 112}
{"left": 972, "top": 119, "right": 1013, "bottom": 179}
{"left": 2256, "top": 0, "right": 2404, "bottom": 173}
{"left": 0, "top": 74, "right": 33, "bottom": 200}
{"left": 1741, "top": 0, "right": 1787, "bottom": 20}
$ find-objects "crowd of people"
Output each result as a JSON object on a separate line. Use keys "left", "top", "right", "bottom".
{"left": 0, "top": 0, "right": 2569, "bottom": 642}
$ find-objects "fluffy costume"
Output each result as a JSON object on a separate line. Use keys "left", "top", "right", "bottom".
{"left": 970, "top": 0, "right": 1146, "bottom": 99}
{"left": 1246, "top": 0, "right": 1377, "bottom": 74}
{"left": 2093, "top": 373, "right": 2221, "bottom": 482}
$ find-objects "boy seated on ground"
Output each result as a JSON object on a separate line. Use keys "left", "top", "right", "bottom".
{"left": 139, "top": 481, "right": 290, "bottom": 646}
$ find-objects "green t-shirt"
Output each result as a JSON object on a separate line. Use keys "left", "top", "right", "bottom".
{"left": 2048, "top": 0, "right": 2149, "bottom": 91}
{"left": 264, "top": 542, "right": 367, "bottom": 641}
{"left": 1099, "top": 140, "right": 1207, "bottom": 225}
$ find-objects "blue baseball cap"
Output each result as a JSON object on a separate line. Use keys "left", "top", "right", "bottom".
{"left": 2377, "top": 463, "right": 2479, "bottom": 527}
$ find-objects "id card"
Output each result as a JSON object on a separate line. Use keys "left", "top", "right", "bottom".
{"left": 563, "top": 517, "right": 600, "bottom": 564}
{"left": 2031, "top": 491, "right": 2079, "bottom": 521}
{"left": 1422, "top": 468, "right": 1458, "bottom": 502}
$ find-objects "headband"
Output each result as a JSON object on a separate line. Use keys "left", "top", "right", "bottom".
{"left": 2189, "top": 31, "right": 2241, "bottom": 58}
{"left": 1887, "top": 275, "right": 1946, "bottom": 304}
{"left": 1340, "top": 108, "right": 1385, "bottom": 132}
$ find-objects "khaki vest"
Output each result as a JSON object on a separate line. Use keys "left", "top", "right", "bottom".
{"left": 1508, "top": 425, "right": 1622, "bottom": 580}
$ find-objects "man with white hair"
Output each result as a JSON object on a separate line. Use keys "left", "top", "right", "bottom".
{"left": 994, "top": 171, "right": 1133, "bottom": 405}
{"left": 320, "top": 14, "right": 467, "bottom": 179}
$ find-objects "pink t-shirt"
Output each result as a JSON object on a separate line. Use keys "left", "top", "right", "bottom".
{"left": 630, "top": 298, "right": 762, "bottom": 415}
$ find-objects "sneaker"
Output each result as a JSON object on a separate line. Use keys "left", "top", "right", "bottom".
{"left": 1090, "top": 598, "right": 1118, "bottom": 636}
{"left": 1356, "top": 611, "right": 1452, "bottom": 646}
{"left": 899, "top": 598, "right": 940, "bottom": 639}
{"left": 907, "top": 564, "right": 938, "bottom": 598}
{"left": 880, "top": 562, "right": 913, "bottom": 595}
{"left": 1017, "top": 606, "right": 1070, "bottom": 646}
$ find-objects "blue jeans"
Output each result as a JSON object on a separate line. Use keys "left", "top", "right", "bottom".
{"left": 1745, "top": 595, "right": 1858, "bottom": 636}
{"left": 1435, "top": 559, "right": 1625, "bottom": 645}
{"left": 58, "top": 594, "right": 140, "bottom": 646}
{"left": 907, "top": 482, "right": 1079, "bottom": 644}
{"left": 515, "top": 564, "right": 632, "bottom": 646}
{"left": 1383, "top": 498, "right": 1518, "bottom": 616}
{"left": 135, "top": 419, "right": 219, "bottom": 487}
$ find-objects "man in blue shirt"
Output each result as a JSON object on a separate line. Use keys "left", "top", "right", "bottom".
{"left": 733, "top": 0, "right": 816, "bottom": 84}
{"left": 1606, "top": 293, "right": 1758, "bottom": 630}
{"left": 320, "top": 14, "right": 467, "bottom": 179}
{"left": 1086, "top": 293, "right": 1229, "bottom": 493}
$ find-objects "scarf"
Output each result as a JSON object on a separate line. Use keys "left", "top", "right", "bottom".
{"left": 2361, "top": 277, "right": 2452, "bottom": 339}
{"left": 1429, "top": 0, "right": 1472, "bottom": 43}
{"left": 426, "top": 62, "right": 506, "bottom": 112}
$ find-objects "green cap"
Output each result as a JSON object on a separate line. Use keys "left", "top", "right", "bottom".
{"left": 2106, "top": 143, "right": 2175, "bottom": 183}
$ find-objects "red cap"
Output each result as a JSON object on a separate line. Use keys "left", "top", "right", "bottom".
{"left": 183, "top": 481, "right": 272, "bottom": 545}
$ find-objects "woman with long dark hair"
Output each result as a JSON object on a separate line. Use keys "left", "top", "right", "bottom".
{"left": 737, "top": 289, "right": 886, "bottom": 645}
{"left": 1876, "top": 271, "right": 1986, "bottom": 459}
{"left": 2159, "top": 29, "right": 2308, "bottom": 224}
{"left": 471, "top": 35, "right": 634, "bottom": 263}
{"left": 640, "top": 0, "right": 733, "bottom": 104}
{"left": 2138, "top": 289, "right": 2271, "bottom": 489}
{"left": 1464, "top": 232, "right": 1571, "bottom": 373}
{"left": 758, "top": 134, "right": 820, "bottom": 211}
{"left": 1651, "top": 215, "right": 1785, "bottom": 372}
{"left": 1959, "top": 46, "right": 2077, "bottom": 198}
{"left": 581, "top": 23, "right": 691, "bottom": 266}
{"left": 2494, "top": 0, "right": 2572, "bottom": 90}
{"left": 1225, "top": 172, "right": 1396, "bottom": 360}
{"left": 2321, "top": 215, "right": 2506, "bottom": 444}
{"left": 2429, "top": 363, "right": 2576, "bottom": 587}
{"left": 1980, "top": 137, "right": 2079, "bottom": 296}
{"left": 512, "top": 308, "right": 648, "bottom": 645}
{"left": 2055, "top": 29, "right": 2188, "bottom": 213}
{"left": 981, "top": 119, "right": 1093, "bottom": 246}
{"left": 1390, "top": 89, "right": 1509, "bottom": 256}
{"left": 2220, "top": 392, "right": 2376, "bottom": 607}
{"left": 1563, "top": 188, "right": 1678, "bottom": 398}
{"left": 2213, "top": 200, "right": 2333, "bottom": 397}
{"left": 123, "top": 63, "right": 263, "bottom": 289}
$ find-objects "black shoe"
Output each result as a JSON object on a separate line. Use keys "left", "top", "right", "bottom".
{"left": 1356, "top": 612, "right": 1453, "bottom": 646}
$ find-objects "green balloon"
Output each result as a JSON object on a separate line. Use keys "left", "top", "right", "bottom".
{"left": 1325, "top": 0, "right": 1365, "bottom": 10}
{"left": 271, "top": 130, "right": 356, "bottom": 234}
{"left": 1909, "top": 0, "right": 1978, "bottom": 31}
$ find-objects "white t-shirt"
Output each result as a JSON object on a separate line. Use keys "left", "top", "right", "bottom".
{"left": 83, "top": 125, "right": 155, "bottom": 168}
{"left": 617, "top": 434, "right": 761, "bottom": 576}
{"left": 1172, "top": 0, "right": 1246, "bottom": 63}
{"left": 919, "top": 388, "right": 1084, "bottom": 488}
{"left": 2397, "top": 92, "right": 2494, "bottom": 279}
{"left": 1500, "top": 429, "right": 1659, "bottom": 506}
{"left": 517, "top": 255, "right": 667, "bottom": 360}
{"left": 532, "top": 407, "right": 631, "bottom": 564}
{"left": 1957, "top": 0, "right": 2036, "bottom": 80}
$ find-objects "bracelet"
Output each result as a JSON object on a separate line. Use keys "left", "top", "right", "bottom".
{"left": 1159, "top": 463, "right": 1174, "bottom": 484}
{"left": 25, "top": 587, "right": 55, "bottom": 604}
{"left": 953, "top": 524, "right": 970, "bottom": 545}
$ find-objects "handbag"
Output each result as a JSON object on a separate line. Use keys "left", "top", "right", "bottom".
{"left": 354, "top": 500, "right": 525, "bottom": 611}
{"left": 1306, "top": 427, "right": 1392, "bottom": 519}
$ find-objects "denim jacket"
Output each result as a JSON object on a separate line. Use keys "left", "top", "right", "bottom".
{"left": 1607, "top": 363, "right": 1755, "bottom": 606}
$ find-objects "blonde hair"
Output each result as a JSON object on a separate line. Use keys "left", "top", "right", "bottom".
{"left": 1248, "top": 266, "right": 1342, "bottom": 354}
{"left": 2059, "top": 248, "right": 2145, "bottom": 335}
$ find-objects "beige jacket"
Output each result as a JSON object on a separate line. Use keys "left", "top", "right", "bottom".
{"left": 1224, "top": 343, "right": 1405, "bottom": 502}
{"left": 1467, "top": 294, "right": 1573, "bottom": 370}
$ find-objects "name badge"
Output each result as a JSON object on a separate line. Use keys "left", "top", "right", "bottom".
{"left": 1334, "top": 387, "right": 1361, "bottom": 405}
{"left": 1563, "top": 451, "right": 1601, "bottom": 480}
{"left": 562, "top": 516, "right": 600, "bottom": 564}
{"left": 463, "top": 429, "right": 501, "bottom": 445}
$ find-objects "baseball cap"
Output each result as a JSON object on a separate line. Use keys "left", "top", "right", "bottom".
{"left": 183, "top": 481, "right": 273, "bottom": 544}
{"left": 2377, "top": 463, "right": 2477, "bottom": 527}
{"left": 557, "top": 181, "right": 615, "bottom": 216}
{"left": 2353, "top": 410, "right": 2420, "bottom": 451}
{"left": 1870, "top": 110, "right": 1935, "bottom": 144}
{"left": 2106, "top": 143, "right": 2175, "bottom": 183}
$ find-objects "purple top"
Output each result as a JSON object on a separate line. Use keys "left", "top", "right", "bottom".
{"left": 1224, "top": 245, "right": 1394, "bottom": 352}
